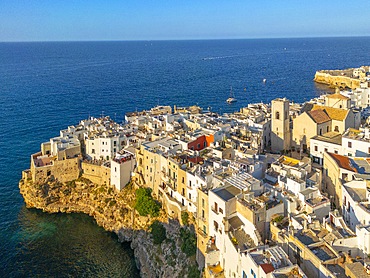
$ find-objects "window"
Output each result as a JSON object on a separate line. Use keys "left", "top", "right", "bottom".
{"left": 335, "top": 150, "right": 338, "bottom": 154}
{"left": 92, "top": 149, "right": 95, "bottom": 154}
{"left": 182, "top": 188, "right": 185, "bottom": 196}
{"left": 204, "top": 141, "right": 206, "bottom": 147}
{"left": 348, "top": 141, "right": 352, "bottom": 148}
{"left": 202, "top": 198, "right": 205, "bottom": 208}
{"left": 189, "top": 193, "right": 191, "bottom": 200}
{"left": 327, "top": 126, "right": 329, "bottom": 132}
{"left": 368, "top": 147, "right": 370, "bottom": 154}
{"left": 319, "top": 128, "right": 322, "bottom": 135}
{"left": 324, "top": 148, "right": 328, "bottom": 152}
{"left": 202, "top": 210, "right": 205, "bottom": 218}
{"left": 219, "top": 208, "right": 223, "bottom": 214}
{"left": 115, "top": 167, "right": 117, "bottom": 172}
{"left": 197, "top": 143, "right": 200, "bottom": 149}
{"left": 182, "top": 177, "right": 184, "bottom": 183}
{"left": 189, "top": 181, "right": 192, "bottom": 187}
{"left": 214, "top": 221, "right": 219, "bottom": 231}
{"left": 303, "top": 128, "right": 306, "bottom": 134}
{"left": 276, "top": 111, "right": 280, "bottom": 120}
{"left": 314, "top": 146, "right": 318, "bottom": 152}
{"left": 334, "top": 126, "right": 339, "bottom": 132}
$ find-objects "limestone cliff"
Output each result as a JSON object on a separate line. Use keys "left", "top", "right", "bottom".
{"left": 314, "top": 70, "right": 361, "bottom": 89}
{"left": 19, "top": 177, "right": 199, "bottom": 278}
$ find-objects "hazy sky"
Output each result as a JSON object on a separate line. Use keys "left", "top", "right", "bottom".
{"left": 1, "top": 0, "right": 369, "bottom": 42}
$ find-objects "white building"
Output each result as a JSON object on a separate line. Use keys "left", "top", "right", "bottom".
{"left": 310, "top": 132, "right": 342, "bottom": 165}
{"left": 110, "top": 149, "right": 136, "bottom": 191}
{"left": 85, "top": 132, "right": 126, "bottom": 160}
{"left": 342, "top": 180, "right": 370, "bottom": 232}
{"left": 342, "top": 128, "right": 370, "bottom": 157}
{"left": 341, "top": 83, "right": 370, "bottom": 109}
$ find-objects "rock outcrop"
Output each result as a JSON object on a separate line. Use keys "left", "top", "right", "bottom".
{"left": 19, "top": 177, "right": 199, "bottom": 278}
{"left": 313, "top": 69, "right": 362, "bottom": 89}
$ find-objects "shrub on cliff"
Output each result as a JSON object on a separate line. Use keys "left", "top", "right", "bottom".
{"left": 180, "top": 227, "right": 196, "bottom": 257}
{"left": 188, "top": 265, "right": 200, "bottom": 278}
{"left": 134, "top": 188, "right": 161, "bottom": 217}
{"left": 149, "top": 220, "right": 166, "bottom": 244}
{"left": 181, "top": 211, "right": 189, "bottom": 225}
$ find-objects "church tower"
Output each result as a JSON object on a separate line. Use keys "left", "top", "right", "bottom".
{"left": 271, "top": 98, "right": 291, "bottom": 152}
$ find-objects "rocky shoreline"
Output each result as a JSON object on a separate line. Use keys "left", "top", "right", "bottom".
{"left": 19, "top": 176, "right": 199, "bottom": 278}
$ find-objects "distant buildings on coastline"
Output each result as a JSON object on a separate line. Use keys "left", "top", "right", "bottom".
{"left": 23, "top": 66, "right": 370, "bottom": 278}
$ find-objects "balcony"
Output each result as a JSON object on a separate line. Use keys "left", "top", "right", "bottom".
{"left": 211, "top": 206, "right": 219, "bottom": 215}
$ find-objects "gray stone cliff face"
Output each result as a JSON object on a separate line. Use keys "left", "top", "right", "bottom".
{"left": 19, "top": 177, "right": 198, "bottom": 278}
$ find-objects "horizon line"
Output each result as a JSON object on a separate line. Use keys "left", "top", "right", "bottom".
{"left": 1, "top": 34, "right": 369, "bottom": 44}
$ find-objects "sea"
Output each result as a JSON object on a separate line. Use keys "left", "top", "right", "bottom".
{"left": 1, "top": 37, "right": 370, "bottom": 277}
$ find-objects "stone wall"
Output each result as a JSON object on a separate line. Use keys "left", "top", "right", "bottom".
{"left": 81, "top": 162, "right": 111, "bottom": 186}
{"left": 31, "top": 156, "right": 80, "bottom": 184}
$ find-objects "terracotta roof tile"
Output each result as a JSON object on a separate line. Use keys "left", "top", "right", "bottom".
{"left": 312, "top": 105, "right": 349, "bottom": 121}
{"left": 260, "top": 263, "right": 275, "bottom": 274}
{"left": 326, "top": 93, "right": 350, "bottom": 100}
{"left": 307, "top": 109, "right": 331, "bottom": 124}
{"left": 327, "top": 152, "right": 357, "bottom": 172}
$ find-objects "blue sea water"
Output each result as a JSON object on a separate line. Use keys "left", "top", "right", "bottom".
{"left": 0, "top": 37, "right": 370, "bottom": 277}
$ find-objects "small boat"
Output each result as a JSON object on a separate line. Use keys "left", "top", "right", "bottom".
{"left": 263, "top": 78, "right": 267, "bottom": 83}
{"left": 226, "top": 86, "right": 237, "bottom": 103}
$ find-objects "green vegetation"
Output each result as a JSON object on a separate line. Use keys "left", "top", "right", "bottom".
{"left": 180, "top": 227, "right": 197, "bottom": 257}
{"left": 134, "top": 188, "right": 161, "bottom": 217}
{"left": 272, "top": 215, "right": 284, "bottom": 223}
{"left": 188, "top": 265, "right": 200, "bottom": 278}
{"left": 181, "top": 211, "right": 189, "bottom": 225}
{"left": 150, "top": 220, "right": 166, "bottom": 244}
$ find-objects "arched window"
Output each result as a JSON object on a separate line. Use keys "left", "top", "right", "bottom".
{"left": 334, "top": 126, "right": 339, "bottom": 132}
{"left": 276, "top": 111, "right": 280, "bottom": 120}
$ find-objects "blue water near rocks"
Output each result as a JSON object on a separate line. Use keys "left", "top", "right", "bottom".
{"left": 0, "top": 37, "right": 370, "bottom": 276}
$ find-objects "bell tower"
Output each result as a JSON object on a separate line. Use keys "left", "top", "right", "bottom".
{"left": 271, "top": 98, "right": 291, "bottom": 152}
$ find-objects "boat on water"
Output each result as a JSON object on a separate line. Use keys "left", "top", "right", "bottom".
{"left": 226, "top": 86, "right": 237, "bottom": 103}
{"left": 263, "top": 78, "right": 267, "bottom": 83}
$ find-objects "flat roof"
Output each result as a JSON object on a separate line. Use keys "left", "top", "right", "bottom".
{"left": 224, "top": 172, "right": 259, "bottom": 191}
{"left": 310, "top": 244, "right": 337, "bottom": 261}
{"left": 352, "top": 158, "right": 370, "bottom": 174}
{"left": 311, "top": 132, "right": 342, "bottom": 145}
{"left": 214, "top": 186, "right": 241, "bottom": 201}
{"left": 345, "top": 262, "right": 369, "bottom": 278}
{"left": 345, "top": 186, "right": 367, "bottom": 202}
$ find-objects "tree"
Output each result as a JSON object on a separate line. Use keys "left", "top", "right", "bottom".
{"left": 134, "top": 187, "right": 161, "bottom": 217}
{"left": 150, "top": 220, "right": 166, "bottom": 244}
{"left": 180, "top": 228, "right": 197, "bottom": 257}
